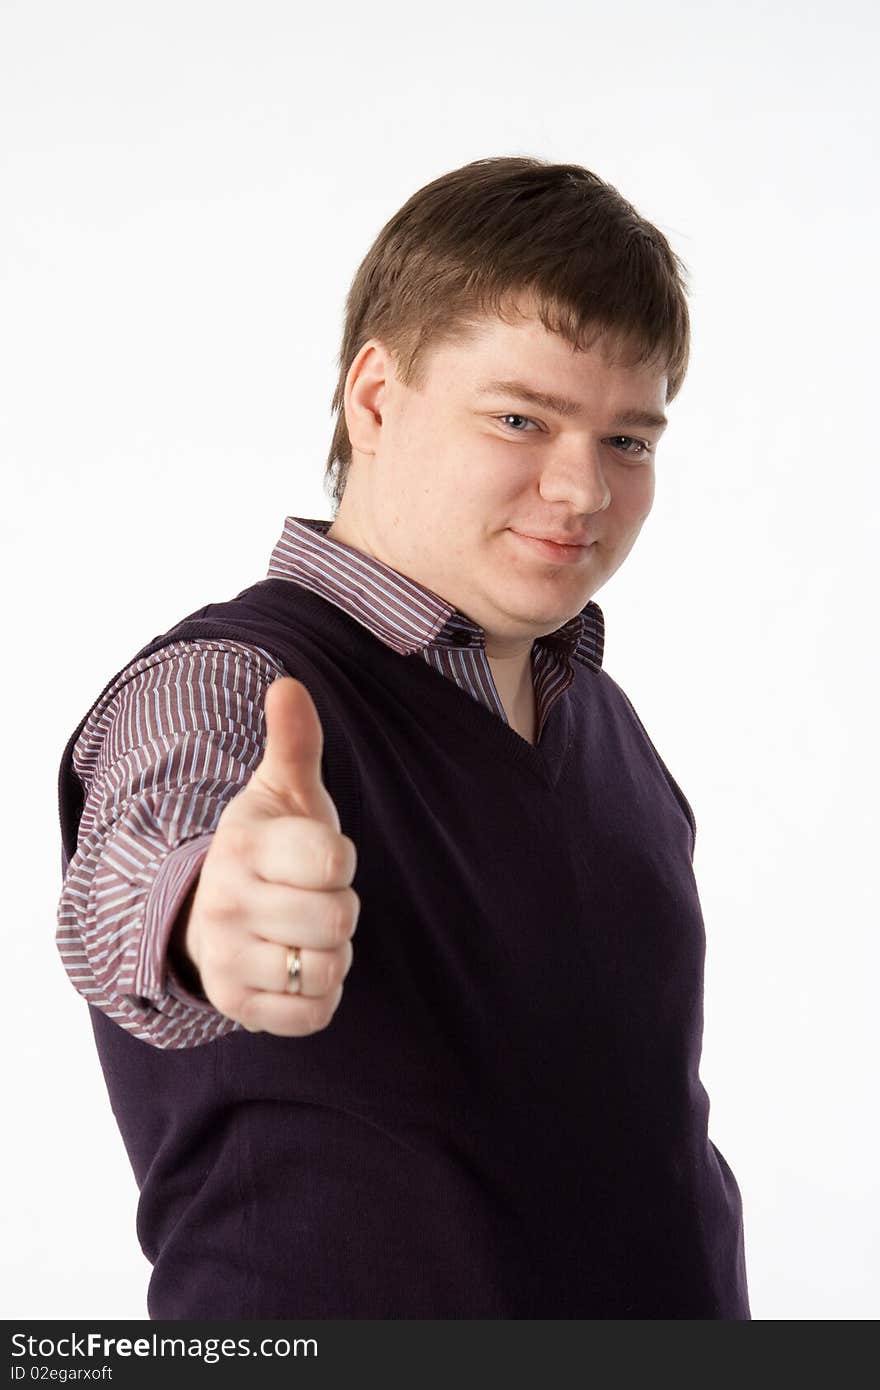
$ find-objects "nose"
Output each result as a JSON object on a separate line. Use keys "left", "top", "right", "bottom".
{"left": 537, "top": 442, "right": 612, "bottom": 514}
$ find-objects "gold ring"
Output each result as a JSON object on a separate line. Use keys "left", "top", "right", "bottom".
{"left": 285, "top": 944, "right": 303, "bottom": 994}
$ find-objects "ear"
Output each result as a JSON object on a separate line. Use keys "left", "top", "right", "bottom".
{"left": 344, "top": 339, "right": 389, "bottom": 455}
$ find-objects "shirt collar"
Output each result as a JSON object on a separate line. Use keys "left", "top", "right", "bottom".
{"left": 266, "top": 515, "right": 603, "bottom": 671}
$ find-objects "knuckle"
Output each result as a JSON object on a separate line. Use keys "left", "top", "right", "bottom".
{"left": 219, "top": 816, "right": 252, "bottom": 861}
{"left": 195, "top": 938, "right": 223, "bottom": 983}
{"left": 323, "top": 832, "right": 349, "bottom": 882}
{"left": 238, "top": 1000, "right": 264, "bottom": 1033}
{"left": 200, "top": 857, "right": 244, "bottom": 911}
{"left": 317, "top": 952, "right": 338, "bottom": 995}
{"left": 201, "top": 889, "right": 236, "bottom": 927}
{"left": 200, "top": 924, "right": 240, "bottom": 976}
{"left": 223, "top": 934, "right": 250, "bottom": 976}
{"left": 327, "top": 894, "right": 351, "bottom": 945}
{"left": 213, "top": 984, "right": 247, "bottom": 1024}
{"left": 340, "top": 834, "right": 357, "bottom": 877}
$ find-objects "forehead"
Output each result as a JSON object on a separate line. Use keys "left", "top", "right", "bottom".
{"left": 434, "top": 309, "right": 669, "bottom": 414}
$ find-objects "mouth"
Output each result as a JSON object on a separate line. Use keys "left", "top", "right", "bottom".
{"left": 508, "top": 530, "right": 595, "bottom": 564}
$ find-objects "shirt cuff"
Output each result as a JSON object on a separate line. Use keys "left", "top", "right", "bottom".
{"left": 142, "top": 835, "right": 218, "bottom": 1012}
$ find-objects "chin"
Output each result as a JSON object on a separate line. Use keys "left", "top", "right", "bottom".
{"left": 498, "top": 586, "right": 578, "bottom": 630}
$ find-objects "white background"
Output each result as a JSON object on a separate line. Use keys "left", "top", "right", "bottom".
{"left": 2, "top": 0, "right": 877, "bottom": 1321}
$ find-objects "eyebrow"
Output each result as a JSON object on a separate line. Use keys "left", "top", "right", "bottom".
{"left": 475, "top": 378, "right": 669, "bottom": 431}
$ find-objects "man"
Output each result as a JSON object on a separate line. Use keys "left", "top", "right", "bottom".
{"left": 56, "top": 156, "right": 750, "bottom": 1318}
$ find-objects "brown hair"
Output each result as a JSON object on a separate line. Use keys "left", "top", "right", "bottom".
{"left": 324, "top": 155, "right": 691, "bottom": 513}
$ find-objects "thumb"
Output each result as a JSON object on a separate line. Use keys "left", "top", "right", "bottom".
{"left": 250, "top": 676, "right": 340, "bottom": 829}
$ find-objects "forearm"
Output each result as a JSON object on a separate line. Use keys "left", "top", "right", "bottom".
{"left": 56, "top": 637, "right": 285, "bottom": 1049}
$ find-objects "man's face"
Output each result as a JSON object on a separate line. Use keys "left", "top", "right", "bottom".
{"left": 340, "top": 301, "right": 669, "bottom": 656}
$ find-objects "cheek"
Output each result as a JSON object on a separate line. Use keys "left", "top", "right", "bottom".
{"left": 615, "top": 471, "right": 654, "bottom": 523}
{"left": 445, "top": 467, "right": 511, "bottom": 529}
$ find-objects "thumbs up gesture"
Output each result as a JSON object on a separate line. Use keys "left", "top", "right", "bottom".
{"left": 170, "top": 677, "right": 360, "bottom": 1036}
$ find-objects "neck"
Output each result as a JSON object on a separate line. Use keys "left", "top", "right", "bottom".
{"left": 488, "top": 647, "right": 536, "bottom": 744}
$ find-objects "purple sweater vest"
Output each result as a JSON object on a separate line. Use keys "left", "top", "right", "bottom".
{"left": 57, "top": 578, "right": 750, "bottom": 1319}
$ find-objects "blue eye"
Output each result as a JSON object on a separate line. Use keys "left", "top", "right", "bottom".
{"left": 496, "top": 415, "right": 653, "bottom": 459}
{"left": 608, "top": 436, "right": 652, "bottom": 459}
{"left": 497, "top": 414, "right": 540, "bottom": 433}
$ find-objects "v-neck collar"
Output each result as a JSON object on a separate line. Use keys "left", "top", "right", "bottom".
{"left": 412, "top": 652, "right": 576, "bottom": 787}
{"left": 260, "top": 580, "right": 577, "bottom": 789}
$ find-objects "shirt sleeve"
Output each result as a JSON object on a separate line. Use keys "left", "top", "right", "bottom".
{"left": 55, "top": 638, "right": 287, "bottom": 1050}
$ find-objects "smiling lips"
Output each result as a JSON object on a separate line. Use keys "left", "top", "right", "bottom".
{"left": 510, "top": 530, "right": 594, "bottom": 562}
{"left": 525, "top": 532, "right": 591, "bottom": 545}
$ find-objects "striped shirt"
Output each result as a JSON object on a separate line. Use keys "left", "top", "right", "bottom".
{"left": 56, "top": 515, "right": 605, "bottom": 1050}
